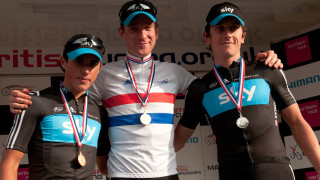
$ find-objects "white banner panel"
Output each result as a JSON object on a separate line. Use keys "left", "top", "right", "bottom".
{"left": 174, "top": 99, "right": 219, "bottom": 180}
{"left": 200, "top": 125, "right": 219, "bottom": 180}
{"left": 174, "top": 99, "right": 206, "bottom": 179}
{"left": 284, "top": 130, "right": 320, "bottom": 170}
{"left": 284, "top": 61, "right": 320, "bottom": 101}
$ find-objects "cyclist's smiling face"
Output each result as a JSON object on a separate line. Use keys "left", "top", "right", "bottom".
{"left": 204, "top": 17, "right": 246, "bottom": 61}
{"left": 61, "top": 54, "right": 102, "bottom": 99}
{"left": 119, "top": 14, "right": 159, "bottom": 58}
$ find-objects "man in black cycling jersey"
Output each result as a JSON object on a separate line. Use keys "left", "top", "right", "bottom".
{"left": 5, "top": 1, "right": 283, "bottom": 180}
{"left": 0, "top": 34, "right": 110, "bottom": 180}
{"left": 174, "top": 2, "right": 320, "bottom": 180}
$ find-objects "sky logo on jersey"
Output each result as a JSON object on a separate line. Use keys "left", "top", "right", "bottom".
{"left": 203, "top": 79, "right": 270, "bottom": 117}
{"left": 40, "top": 114, "right": 101, "bottom": 147}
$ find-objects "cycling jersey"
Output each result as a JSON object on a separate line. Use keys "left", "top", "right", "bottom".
{"left": 6, "top": 86, "right": 109, "bottom": 180}
{"left": 179, "top": 60, "right": 296, "bottom": 179}
{"left": 89, "top": 53, "right": 195, "bottom": 178}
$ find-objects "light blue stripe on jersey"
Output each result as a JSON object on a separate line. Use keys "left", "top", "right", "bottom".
{"left": 203, "top": 79, "right": 270, "bottom": 118}
{"left": 40, "top": 114, "right": 101, "bottom": 148}
{"left": 109, "top": 113, "right": 174, "bottom": 127}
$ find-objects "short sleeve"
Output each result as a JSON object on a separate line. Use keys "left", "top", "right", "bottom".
{"left": 96, "top": 106, "right": 110, "bottom": 156}
{"left": 179, "top": 79, "right": 207, "bottom": 129}
{"left": 5, "top": 96, "right": 42, "bottom": 153}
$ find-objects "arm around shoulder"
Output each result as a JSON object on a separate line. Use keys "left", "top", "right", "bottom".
{"left": 0, "top": 149, "right": 24, "bottom": 180}
{"left": 8, "top": 89, "right": 32, "bottom": 114}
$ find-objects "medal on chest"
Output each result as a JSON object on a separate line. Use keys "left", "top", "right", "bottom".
{"left": 140, "top": 110, "right": 152, "bottom": 125}
{"left": 236, "top": 110, "right": 249, "bottom": 128}
{"left": 77, "top": 147, "right": 87, "bottom": 167}
{"left": 60, "top": 85, "right": 88, "bottom": 166}
{"left": 125, "top": 55, "right": 155, "bottom": 125}
{"left": 213, "top": 58, "right": 249, "bottom": 129}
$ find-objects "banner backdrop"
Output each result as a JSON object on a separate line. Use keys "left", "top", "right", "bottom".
{"left": 283, "top": 61, "right": 320, "bottom": 101}
{"left": 174, "top": 99, "right": 219, "bottom": 180}
{"left": 271, "top": 24, "right": 320, "bottom": 179}
{"left": 0, "top": 46, "right": 270, "bottom": 75}
{"left": 284, "top": 130, "right": 320, "bottom": 170}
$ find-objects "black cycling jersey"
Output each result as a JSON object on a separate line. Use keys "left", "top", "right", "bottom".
{"left": 179, "top": 60, "right": 296, "bottom": 179}
{"left": 6, "top": 86, "right": 110, "bottom": 180}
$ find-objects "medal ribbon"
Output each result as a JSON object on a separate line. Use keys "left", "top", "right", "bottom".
{"left": 213, "top": 58, "right": 245, "bottom": 110}
{"left": 125, "top": 55, "right": 155, "bottom": 108}
{"left": 59, "top": 84, "right": 88, "bottom": 147}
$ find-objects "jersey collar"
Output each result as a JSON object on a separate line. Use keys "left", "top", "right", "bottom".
{"left": 126, "top": 52, "right": 153, "bottom": 64}
{"left": 60, "top": 83, "right": 88, "bottom": 100}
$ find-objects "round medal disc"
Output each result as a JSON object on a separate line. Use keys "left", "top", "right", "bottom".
{"left": 78, "top": 151, "right": 86, "bottom": 167}
{"left": 140, "top": 113, "right": 151, "bottom": 125}
{"left": 236, "top": 116, "right": 249, "bottom": 129}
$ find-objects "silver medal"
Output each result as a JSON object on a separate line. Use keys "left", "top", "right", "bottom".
{"left": 236, "top": 116, "right": 249, "bottom": 128}
{"left": 140, "top": 113, "right": 151, "bottom": 125}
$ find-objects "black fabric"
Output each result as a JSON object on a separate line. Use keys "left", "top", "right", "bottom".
{"left": 6, "top": 86, "right": 109, "bottom": 179}
{"left": 179, "top": 60, "right": 296, "bottom": 179}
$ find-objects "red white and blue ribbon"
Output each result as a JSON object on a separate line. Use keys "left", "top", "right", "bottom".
{"left": 125, "top": 55, "right": 155, "bottom": 108}
{"left": 213, "top": 58, "right": 245, "bottom": 110}
{"left": 59, "top": 84, "right": 88, "bottom": 147}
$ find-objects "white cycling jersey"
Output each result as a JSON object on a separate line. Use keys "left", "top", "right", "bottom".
{"left": 89, "top": 53, "right": 195, "bottom": 178}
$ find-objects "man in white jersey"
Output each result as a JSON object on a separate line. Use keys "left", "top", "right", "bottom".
{"left": 8, "top": 0, "right": 283, "bottom": 179}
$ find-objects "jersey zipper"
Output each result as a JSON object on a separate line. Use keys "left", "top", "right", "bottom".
{"left": 75, "top": 99, "right": 80, "bottom": 116}
{"left": 228, "top": 68, "right": 254, "bottom": 164}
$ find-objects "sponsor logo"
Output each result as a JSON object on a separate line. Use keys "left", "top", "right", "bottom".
{"left": 207, "top": 164, "right": 219, "bottom": 171}
{"left": 174, "top": 108, "right": 184, "bottom": 118}
{"left": 209, "top": 82, "right": 218, "bottom": 89}
{"left": 288, "top": 74, "right": 320, "bottom": 89}
{"left": 305, "top": 171, "right": 319, "bottom": 180}
{"left": 0, "top": 50, "right": 60, "bottom": 68}
{"left": 245, "top": 74, "right": 259, "bottom": 79}
{"left": 18, "top": 168, "right": 29, "bottom": 179}
{"left": 53, "top": 106, "right": 64, "bottom": 112}
{"left": 127, "top": 3, "right": 151, "bottom": 11}
{"left": 87, "top": 113, "right": 99, "bottom": 120}
{"left": 273, "top": 102, "right": 278, "bottom": 127}
{"left": 93, "top": 169, "right": 103, "bottom": 179}
{"left": 1, "top": 85, "right": 34, "bottom": 96}
{"left": 0, "top": 49, "right": 259, "bottom": 71}
{"left": 289, "top": 144, "right": 306, "bottom": 160}
{"left": 204, "top": 134, "right": 216, "bottom": 145}
{"left": 221, "top": 7, "right": 234, "bottom": 13}
{"left": 219, "top": 86, "right": 256, "bottom": 105}
{"left": 177, "top": 165, "right": 202, "bottom": 175}
{"left": 204, "top": 79, "right": 269, "bottom": 118}
{"left": 154, "top": 79, "right": 169, "bottom": 84}
{"left": 187, "top": 137, "right": 199, "bottom": 144}
{"left": 62, "top": 120, "right": 97, "bottom": 141}
{"left": 123, "top": 79, "right": 132, "bottom": 85}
